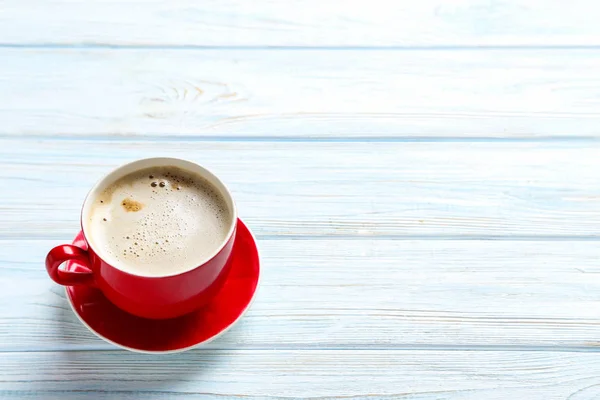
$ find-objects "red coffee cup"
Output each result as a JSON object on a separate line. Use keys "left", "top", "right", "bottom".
{"left": 45, "top": 158, "right": 238, "bottom": 319}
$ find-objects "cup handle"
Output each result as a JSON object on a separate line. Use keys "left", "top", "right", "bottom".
{"left": 45, "top": 245, "right": 95, "bottom": 286}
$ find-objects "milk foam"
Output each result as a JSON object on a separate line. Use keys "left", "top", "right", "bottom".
{"left": 86, "top": 166, "right": 232, "bottom": 276}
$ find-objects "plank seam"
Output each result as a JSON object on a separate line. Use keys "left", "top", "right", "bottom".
{"left": 3, "top": 44, "right": 600, "bottom": 50}
{"left": 2, "top": 135, "right": 600, "bottom": 143}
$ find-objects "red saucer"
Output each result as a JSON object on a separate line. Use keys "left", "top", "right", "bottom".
{"left": 65, "top": 219, "right": 260, "bottom": 353}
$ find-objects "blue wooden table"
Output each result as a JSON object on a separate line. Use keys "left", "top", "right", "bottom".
{"left": 2, "top": 1, "right": 600, "bottom": 398}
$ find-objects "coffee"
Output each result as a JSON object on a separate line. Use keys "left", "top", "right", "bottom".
{"left": 86, "top": 166, "right": 232, "bottom": 276}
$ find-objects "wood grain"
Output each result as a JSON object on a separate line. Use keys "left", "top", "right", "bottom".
{"left": 2, "top": 139, "right": 598, "bottom": 239}
{"left": 3, "top": 239, "right": 600, "bottom": 351}
{"left": 2, "top": 49, "right": 600, "bottom": 137}
{"left": 1, "top": 0, "right": 599, "bottom": 47}
{"left": 3, "top": 349, "right": 600, "bottom": 399}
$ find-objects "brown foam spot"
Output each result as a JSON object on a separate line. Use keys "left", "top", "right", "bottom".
{"left": 121, "top": 198, "right": 144, "bottom": 212}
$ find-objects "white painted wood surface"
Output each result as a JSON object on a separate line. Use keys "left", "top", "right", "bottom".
{"left": 2, "top": 140, "right": 600, "bottom": 239}
{"left": 2, "top": 49, "right": 600, "bottom": 137}
{"left": 3, "top": 239, "right": 600, "bottom": 352}
{"left": 2, "top": 1, "right": 600, "bottom": 398}
{"left": 4, "top": 350, "right": 600, "bottom": 399}
{"left": 1, "top": 0, "right": 600, "bottom": 47}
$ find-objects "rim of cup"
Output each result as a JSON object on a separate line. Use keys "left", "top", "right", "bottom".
{"left": 80, "top": 157, "right": 238, "bottom": 279}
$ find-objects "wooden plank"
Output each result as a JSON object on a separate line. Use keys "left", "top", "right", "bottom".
{"left": 1, "top": 0, "right": 599, "bottom": 47}
{"left": 2, "top": 349, "right": 600, "bottom": 399}
{"left": 2, "top": 48, "right": 600, "bottom": 137}
{"left": 3, "top": 239, "right": 600, "bottom": 351}
{"left": 1, "top": 139, "right": 599, "bottom": 239}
